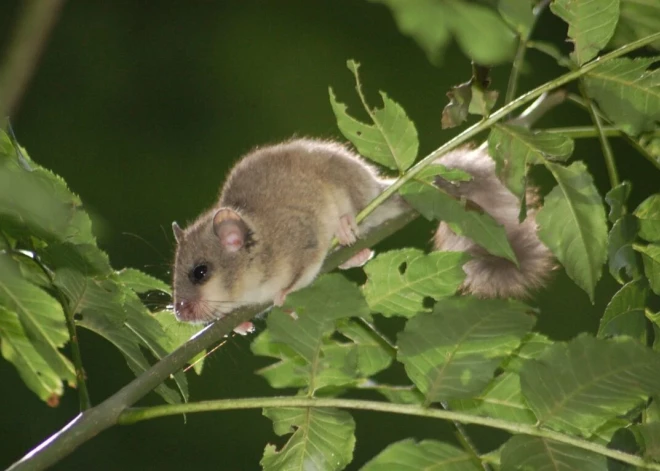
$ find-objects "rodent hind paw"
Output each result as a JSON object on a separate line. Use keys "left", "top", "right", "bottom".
{"left": 336, "top": 214, "right": 359, "bottom": 246}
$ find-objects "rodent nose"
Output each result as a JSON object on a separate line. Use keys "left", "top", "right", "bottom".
{"left": 174, "top": 300, "right": 195, "bottom": 321}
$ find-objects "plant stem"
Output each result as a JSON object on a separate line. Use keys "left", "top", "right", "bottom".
{"left": 355, "top": 32, "right": 660, "bottom": 226}
{"left": 503, "top": 0, "right": 551, "bottom": 107}
{"left": 578, "top": 80, "right": 620, "bottom": 188}
{"left": 544, "top": 126, "right": 629, "bottom": 138}
{"left": 0, "top": 0, "right": 66, "bottom": 119}
{"left": 118, "top": 396, "right": 660, "bottom": 470}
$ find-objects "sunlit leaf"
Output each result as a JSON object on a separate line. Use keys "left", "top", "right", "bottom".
{"left": 536, "top": 162, "right": 608, "bottom": 302}
{"left": 634, "top": 194, "right": 660, "bottom": 243}
{"left": 362, "top": 248, "right": 469, "bottom": 318}
{"left": 520, "top": 334, "right": 660, "bottom": 436}
{"left": 362, "top": 438, "right": 481, "bottom": 470}
{"left": 500, "top": 435, "right": 607, "bottom": 470}
{"left": 598, "top": 280, "right": 648, "bottom": 341}
{"left": 398, "top": 297, "right": 534, "bottom": 402}
{"left": 261, "top": 407, "right": 355, "bottom": 471}
{"left": 550, "top": 0, "right": 620, "bottom": 65}
{"left": 636, "top": 243, "right": 660, "bottom": 295}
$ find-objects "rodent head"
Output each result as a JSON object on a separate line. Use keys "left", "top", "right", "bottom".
{"left": 171, "top": 207, "right": 257, "bottom": 323}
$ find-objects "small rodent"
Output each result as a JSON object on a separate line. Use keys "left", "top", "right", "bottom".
{"left": 171, "top": 138, "right": 406, "bottom": 324}
{"left": 432, "top": 146, "right": 554, "bottom": 299}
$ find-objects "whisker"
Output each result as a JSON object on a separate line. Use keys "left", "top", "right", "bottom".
{"left": 183, "top": 339, "right": 228, "bottom": 372}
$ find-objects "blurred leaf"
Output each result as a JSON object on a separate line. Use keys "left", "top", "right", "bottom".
{"left": 117, "top": 268, "right": 172, "bottom": 295}
{"left": 598, "top": 279, "right": 648, "bottom": 341}
{"left": 397, "top": 297, "right": 535, "bottom": 403}
{"left": 361, "top": 438, "right": 481, "bottom": 471}
{"left": 537, "top": 162, "right": 608, "bottom": 302}
{"left": 261, "top": 407, "right": 355, "bottom": 471}
{"left": 329, "top": 61, "right": 418, "bottom": 172}
{"left": 0, "top": 306, "right": 64, "bottom": 404}
{"left": 362, "top": 249, "right": 469, "bottom": 318}
{"left": 637, "top": 243, "right": 660, "bottom": 295}
{"left": 550, "top": 0, "right": 620, "bottom": 65}
{"left": 520, "top": 334, "right": 660, "bottom": 436}
{"left": 609, "top": 0, "right": 660, "bottom": 51}
{"left": 488, "top": 124, "right": 574, "bottom": 201}
{"left": 605, "top": 427, "right": 640, "bottom": 471}
{"left": 584, "top": 57, "right": 660, "bottom": 136}
{"left": 634, "top": 194, "right": 660, "bottom": 243}
{"left": 633, "top": 422, "right": 660, "bottom": 459}
{"left": 500, "top": 435, "right": 606, "bottom": 470}
{"left": 605, "top": 181, "right": 631, "bottom": 223}
{"left": 401, "top": 180, "right": 518, "bottom": 264}
{"left": 503, "top": 332, "right": 554, "bottom": 373}
{"left": 498, "top": 0, "right": 535, "bottom": 36}
{"left": 451, "top": 372, "right": 537, "bottom": 425}
{"left": 608, "top": 215, "right": 641, "bottom": 284}
{"left": 0, "top": 258, "right": 75, "bottom": 384}
{"left": 336, "top": 319, "right": 393, "bottom": 376}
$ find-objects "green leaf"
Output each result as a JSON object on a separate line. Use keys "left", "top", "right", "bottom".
{"left": 362, "top": 248, "right": 469, "bottom": 318}
{"left": 488, "top": 124, "right": 574, "bottom": 201}
{"left": 329, "top": 61, "right": 418, "bottom": 172}
{"left": 503, "top": 332, "right": 554, "bottom": 373}
{"left": 609, "top": 0, "right": 660, "bottom": 51}
{"left": 583, "top": 57, "right": 660, "bottom": 136}
{"left": 498, "top": 0, "right": 535, "bottom": 36}
{"left": 637, "top": 243, "right": 660, "bottom": 295}
{"left": 550, "top": 0, "right": 620, "bottom": 65}
{"left": 605, "top": 181, "right": 631, "bottom": 223}
{"left": 154, "top": 310, "right": 206, "bottom": 374}
{"left": 633, "top": 422, "right": 660, "bottom": 459}
{"left": 0, "top": 258, "right": 75, "bottom": 383}
{"left": 414, "top": 163, "right": 472, "bottom": 185}
{"left": 117, "top": 268, "right": 172, "bottom": 295}
{"left": 500, "top": 435, "right": 607, "bottom": 470}
{"left": 536, "top": 162, "right": 608, "bottom": 302}
{"left": 368, "top": 384, "right": 424, "bottom": 405}
{"left": 451, "top": 372, "right": 537, "bottom": 425}
{"left": 361, "top": 438, "right": 481, "bottom": 471}
{"left": 369, "top": 0, "right": 515, "bottom": 65}
{"left": 261, "top": 407, "right": 355, "bottom": 471}
{"left": 397, "top": 297, "right": 535, "bottom": 403}
{"left": 598, "top": 280, "right": 648, "bottom": 341}
{"left": 520, "top": 334, "right": 660, "bottom": 436}
{"left": 608, "top": 215, "right": 641, "bottom": 284}
{"left": 401, "top": 180, "right": 518, "bottom": 264}
{"left": 252, "top": 330, "right": 309, "bottom": 389}
{"left": 0, "top": 306, "right": 64, "bottom": 404}
{"left": 634, "top": 194, "right": 660, "bottom": 243}
{"left": 336, "top": 319, "right": 393, "bottom": 376}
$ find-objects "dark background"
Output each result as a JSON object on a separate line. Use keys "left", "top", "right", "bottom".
{"left": 1, "top": 1, "right": 657, "bottom": 470}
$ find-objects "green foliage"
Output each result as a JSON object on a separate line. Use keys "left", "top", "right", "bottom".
{"left": 598, "top": 279, "right": 648, "bottom": 341}
{"left": 635, "top": 194, "right": 660, "bottom": 243}
{"left": 361, "top": 439, "right": 481, "bottom": 471}
{"left": 500, "top": 435, "right": 607, "bottom": 470}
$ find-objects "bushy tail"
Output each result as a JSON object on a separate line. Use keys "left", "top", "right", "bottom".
{"left": 433, "top": 146, "right": 554, "bottom": 299}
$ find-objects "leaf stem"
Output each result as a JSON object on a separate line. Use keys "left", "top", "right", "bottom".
{"left": 355, "top": 32, "right": 660, "bottom": 226}
{"left": 117, "top": 396, "right": 660, "bottom": 470}
{"left": 544, "top": 126, "right": 632, "bottom": 138}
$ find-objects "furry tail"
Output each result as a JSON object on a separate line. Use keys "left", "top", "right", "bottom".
{"left": 433, "top": 146, "right": 554, "bottom": 299}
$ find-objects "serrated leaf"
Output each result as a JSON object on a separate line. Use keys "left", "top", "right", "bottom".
{"left": 500, "top": 435, "right": 607, "bottom": 471}
{"left": 634, "top": 422, "right": 660, "bottom": 459}
{"left": 117, "top": 268, "right": 172, "bottom": 295}
{"left": 336, "top": 319, "right": 393, "bottom": 376}
{"left": 598, "top": 280, "right": 648, "bottom": 341}
{"left": 329, "top": 61, "right": 418, "bottom": 172}
{"left": 0, "top": 258, "right": 75, "bottom": 383}
{"left": 605, "top": 181, "right": 631, "bottom": 223}
{"left": 608, "top": 215, "right": 641, "bottom": 284}
{"left": 584, "top": 57, "right": 660, "bottom": 136}
{"left": 489, "top": 124, "right": 574, "bottom": 201}
{"left": 634, "top": 194, "right": 660, "bottom": 243}
{"left": 0, "top": 306, "right": 64, "bottom": 404}
{"left": 398, "top": 297, "right": 535, "bottom": 403}
{"left": 498, "top": 0, "right": 535, "bottom": 36}
{"left": 637, "top": 243, "right": 660, "bottom": 295}
{"left": 401, "top": 180, "right": 518, "bottom": 264}
{"left": 261, "top": 407, "right": 355, "bottom": 471}
{"left": 520, "top": 334, "right": 660, "bottom": 436}
{"left": 550, "top": 0, "right": 620, "bottom": 65}
{"left": 536, "top": 162, "right": 608, "bottom": 302}
{"left": 362, "top": 249, "right": 469, "bottom": 318}
{"left": 451, "top": 372, "right": 537, "bottom": 425}
{"left": 609, "top": 0, "right": 660, "bottom": 51}
{"left": 369, "top": 0, "right": 515, "bottom": 65}
{"left": 361, "top": 438, "right": 481, "bottom": 471}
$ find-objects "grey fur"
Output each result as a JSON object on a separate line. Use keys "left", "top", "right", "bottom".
{"left": 433, "top": 146, "right": 554, "bottom": 299}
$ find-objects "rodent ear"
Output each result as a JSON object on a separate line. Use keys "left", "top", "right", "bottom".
{"left": 172, "top": 221, "right": 184, "bottom": 243}
{"left": 213, "top": 208, "right": 247, "bottom": 252}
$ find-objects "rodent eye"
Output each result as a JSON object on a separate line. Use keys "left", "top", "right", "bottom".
{"left": 190, "top": 264, "right": 208, "bottom": 284}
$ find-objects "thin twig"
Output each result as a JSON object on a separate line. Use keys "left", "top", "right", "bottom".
{"left": 0, "top": 0, "right": 66, "bottom": 118}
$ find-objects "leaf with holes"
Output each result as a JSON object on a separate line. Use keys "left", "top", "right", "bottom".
{"left": 636, "top": 243, "right": 660, "bottom": 296}
{"left": 500, "top": 435, "right": 607, "bottom": 470}
{"left": 598, "top": 280, "right": 648, "bottom": 341}
{"left": 537, "top": 162, "right": 608, "bottom": 302}
{"left": 397, "top": 297, "right": 535, "bottom": 403}
{"left": 634, "top": 194, "right": 660, "bottom": 243}
{"left": 362, "top": 249, "right": 469, "bottom": 318}
{"left": 261, "top": 407, "right": 355, "bottom": 471}
{"left": 550, "top": 0, "right": 620, "bottom": 65}
{"left": 520, "top": 334, "right": 660, "bottom": 436}
{"left": 329, "top": 61, "right": 418, "bottom": 172}
{"left": 362, "top": 439, "right": 481, "bottom": 471}
{"left": 584, "top": 57, "right": 660, "bottom": 136}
